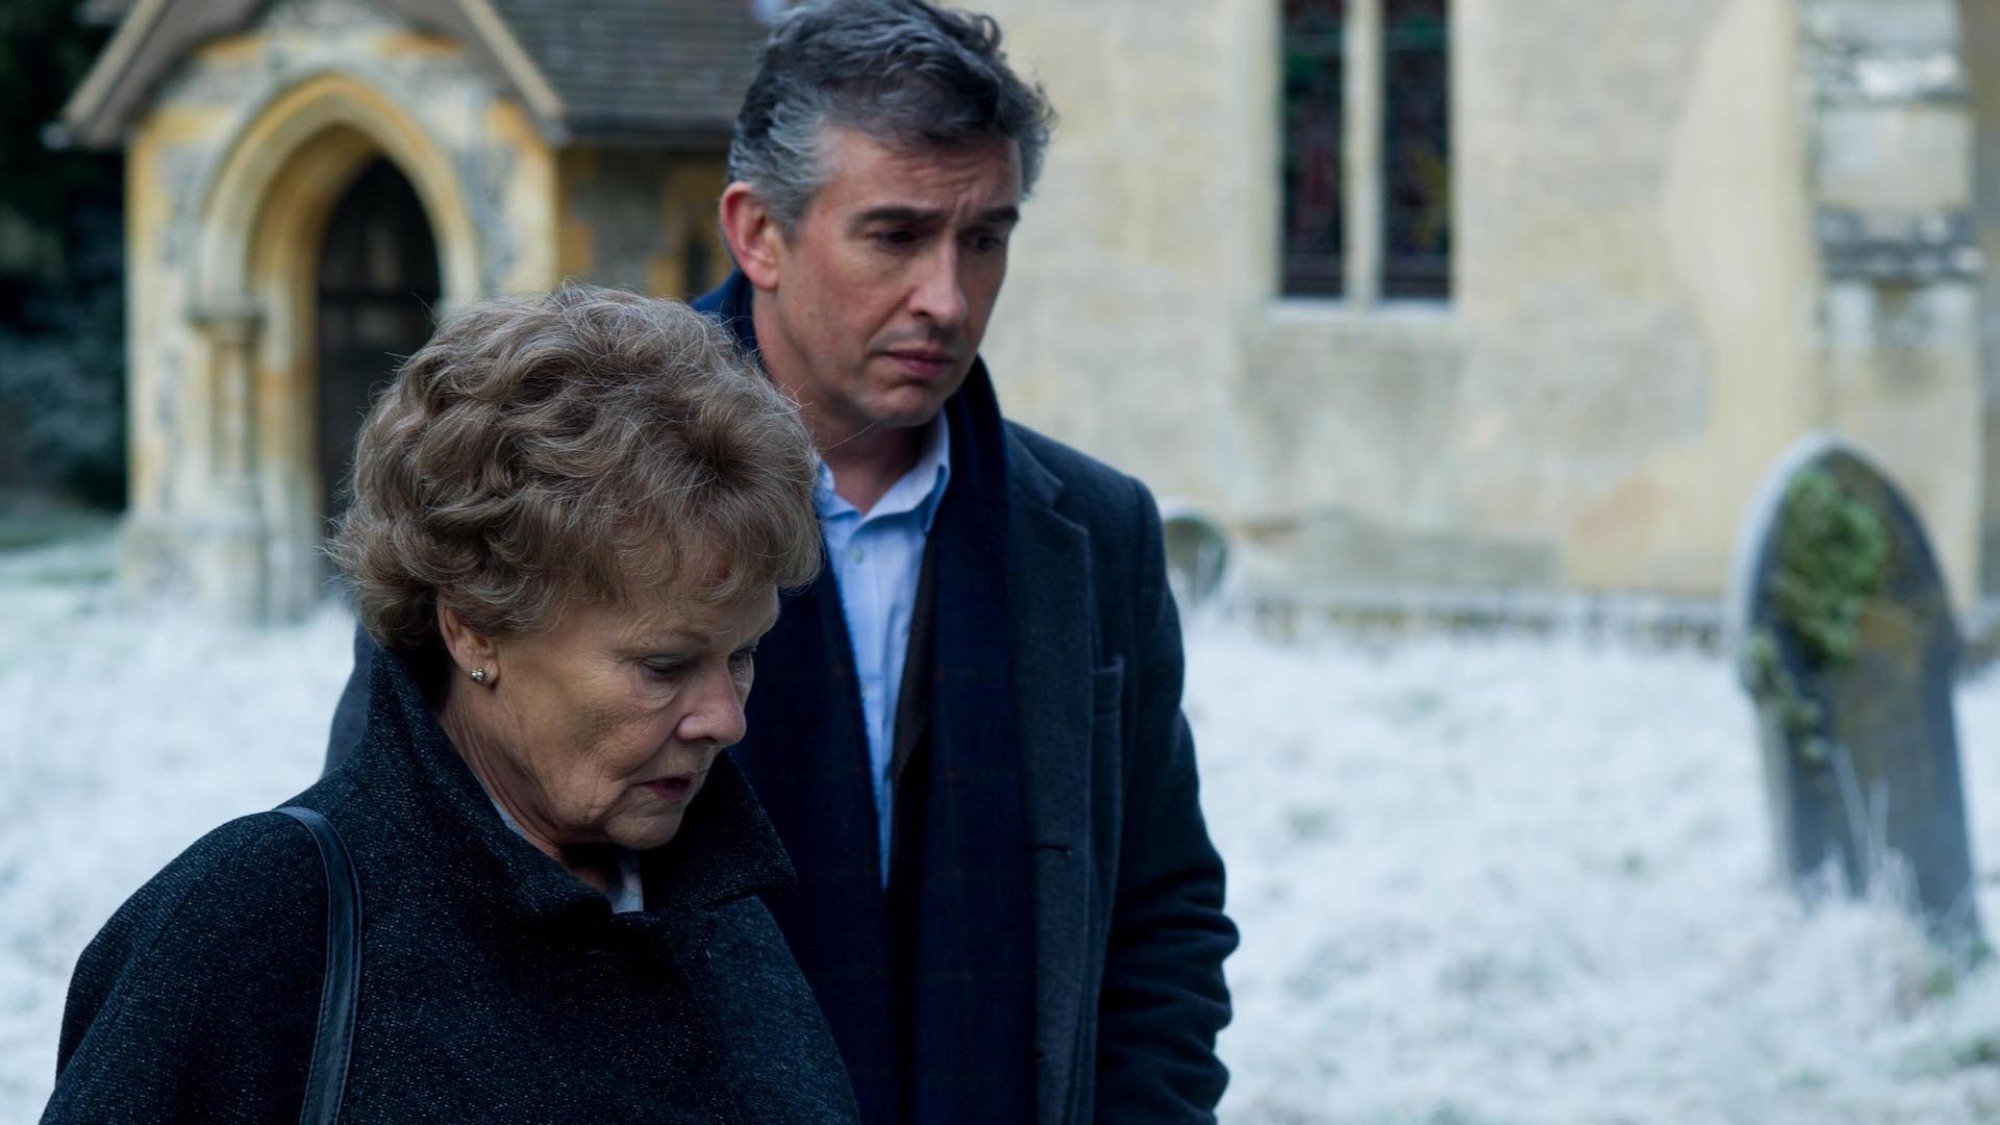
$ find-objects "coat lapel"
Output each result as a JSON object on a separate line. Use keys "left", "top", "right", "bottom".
{"left": 1005, "top": 429, "right": 1095, "bottom": 1125}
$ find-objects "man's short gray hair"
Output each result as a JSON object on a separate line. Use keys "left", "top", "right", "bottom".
{"left": 728, "top": 0, "right": 1055, "bottom": 231}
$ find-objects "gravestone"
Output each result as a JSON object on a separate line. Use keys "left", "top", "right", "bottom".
{"left": 1729, "top": 433, "right": 1982, "bottom": 946}
{"left": 1159, "top": 502, "right": 1230, "bottom": 609}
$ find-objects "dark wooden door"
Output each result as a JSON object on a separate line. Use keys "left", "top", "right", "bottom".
{"left": 316, "top": 158, "right": 439, "bottom": 525}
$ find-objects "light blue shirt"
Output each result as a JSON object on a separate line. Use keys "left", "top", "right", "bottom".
{"left": 816, "top": 417, "right": 952, "bottom": 884}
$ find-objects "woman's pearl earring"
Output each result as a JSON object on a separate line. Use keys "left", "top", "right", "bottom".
{"left": 468, "top": 667, "right": 488, "bottom": 684}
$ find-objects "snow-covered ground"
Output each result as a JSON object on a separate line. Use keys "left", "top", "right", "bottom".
{"left": 3, "top": 528, "right": 1998, "bottom": 1123}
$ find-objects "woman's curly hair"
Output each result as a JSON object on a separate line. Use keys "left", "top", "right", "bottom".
{"left": 327, "top": 284, "right": 821, "bottom": 653}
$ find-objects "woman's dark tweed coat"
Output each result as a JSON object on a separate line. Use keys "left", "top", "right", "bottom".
{"left": 43, "top": 649, "right": 862, "bottom": 1123}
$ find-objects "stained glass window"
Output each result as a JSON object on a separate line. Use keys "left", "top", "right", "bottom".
{"left": 1281, "top": 0, "right": 1451, "bottom": 302}
{"left": 1382, "top": 0, "right": 1450, "bottom": 299}
{"left": 1282, "top": 0, "right": 1347, "bottom": 298}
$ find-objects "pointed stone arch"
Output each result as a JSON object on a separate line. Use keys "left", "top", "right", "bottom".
{"left": 196, "top": 69, "right": 479, "bottom": 318}
{"left": 186, "top": 71, "right": 481, "bottom": 619}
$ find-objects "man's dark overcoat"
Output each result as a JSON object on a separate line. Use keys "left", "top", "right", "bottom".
{"left": 971, "top": 420, "right": 1240, "bottom": 1122}
{"left": 48, "top": 650, "right": 861, "bottom": 1123}
{"left": 322, "top": 283, "right": 1239, "bottom": 1124}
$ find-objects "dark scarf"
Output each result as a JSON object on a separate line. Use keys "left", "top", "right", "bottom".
{"left": 696, "top": 273, "right": 1035, "bottom": 1125}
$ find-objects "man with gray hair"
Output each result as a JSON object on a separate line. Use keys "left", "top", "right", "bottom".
{"left": 709, "top": 2, "right": 1235, "bottom": 1122}
{"left": 328, "top": 2, "right": 1235, "bottom": 1122}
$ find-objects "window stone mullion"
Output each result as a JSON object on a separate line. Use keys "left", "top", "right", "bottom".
{"left": 1345, "top": 0, "right": 1385, "bottom": 308}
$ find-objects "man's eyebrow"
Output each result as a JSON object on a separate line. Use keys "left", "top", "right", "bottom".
{"left": 850, "top": 204, "right": 1021, "bottom": 227}
{"left": 853, "top": 205, "right": 945, "bottom": 227}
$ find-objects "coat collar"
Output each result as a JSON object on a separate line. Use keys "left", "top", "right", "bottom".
{"left": 351, "top": 647, "right": 795, "bottom": 923}
{"left": 1001, "top": 419, "right": 1065, "bottom": 512}
{"left": 700, "top": 269, "right": 761, "bottom": 361}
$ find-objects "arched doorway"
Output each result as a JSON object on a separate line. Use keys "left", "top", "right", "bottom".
{"left": 315, "top": 158, "right": 439, "bottom": 525}
{"left": 184, "top": 73, "right": 482, "bottom": 621}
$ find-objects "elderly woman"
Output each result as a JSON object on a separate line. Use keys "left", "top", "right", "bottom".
{"left": 44, "top": 288, "right": 859, "bottom": 1122}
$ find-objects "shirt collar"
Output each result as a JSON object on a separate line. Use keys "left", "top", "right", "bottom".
{"left": 815, "top": 413, "right": 952, "bottom": 532}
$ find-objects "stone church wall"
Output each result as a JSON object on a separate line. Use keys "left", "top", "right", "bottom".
{"left": 975, "top": 0, "right": 1985, "bottom": 606}
{"left": 1802, "top": 0, "right": 1983, "bottom": 608}
{"left": 1968, "top": 0, "right": 2000, "bottom": 591}
{"left": 101, "top": 0, "right": 1999, "bottom": 616}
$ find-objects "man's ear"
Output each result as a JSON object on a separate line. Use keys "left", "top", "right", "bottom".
{"left": 437, "top": 603, "right": 500, "bottom": 687}
{"left": 720, "top": 182, "right": 784, "bottom": 292}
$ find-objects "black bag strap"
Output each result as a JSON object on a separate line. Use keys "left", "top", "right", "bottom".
{"left": 275, "top": 805, "right": 362, "bottom": 1125}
